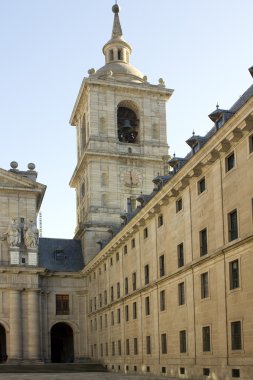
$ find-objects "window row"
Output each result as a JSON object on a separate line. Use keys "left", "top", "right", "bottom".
{"left": 90, "top": 321, "right": 243, "bottom": 357}
{"left": 89, "top": 205, "right": 242, "bottom": 287}
{"left": 89, "top": 258, "right": 240, "bottom": 319}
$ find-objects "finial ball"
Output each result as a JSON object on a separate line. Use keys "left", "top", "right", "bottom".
{"left": 28, "top": 163, "right": 36, "bottom": 170}
{"left": 10, "top": 161, "right": 18, "bottom": 169}
{"left": 112, "top": 4, "right": 120, "bottom": 14}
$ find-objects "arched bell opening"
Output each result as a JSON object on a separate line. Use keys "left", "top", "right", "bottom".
{"left": 50, "top": 322, "right": 74, "bottom": 363}
{"left": 117, "top": 101, "right": 139, "bottom": 144}
{"left": 0, "top": 324, "right": 7, "bottom": 363}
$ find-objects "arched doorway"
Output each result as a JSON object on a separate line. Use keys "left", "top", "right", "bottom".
{"left": 51, "top": 323, "right": 74, "bottom": 363}
{"left": 0, "top": 325, "right": 7, "bottom": 363}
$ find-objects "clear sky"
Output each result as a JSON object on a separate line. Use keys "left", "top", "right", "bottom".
{"left": 0, "top": 0, "right": 252, "bottom": 238}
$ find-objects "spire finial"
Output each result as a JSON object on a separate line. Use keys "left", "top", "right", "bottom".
{"left": 111, "top": 3, "right": 122, "bottom": 38}
{"left": 216, "top": 102, "right": 219, "bottom": 109}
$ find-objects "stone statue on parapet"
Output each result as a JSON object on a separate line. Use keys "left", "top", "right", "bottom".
{"left": 24, "top": 219, "right": 39, "bottom": 249}
{"left": 2, "top": 218, "right": 21, "bottom": 247}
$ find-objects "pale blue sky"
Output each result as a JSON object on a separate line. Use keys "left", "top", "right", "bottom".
{"left": 0, "top": 0, "right": 252, "bottom": 238}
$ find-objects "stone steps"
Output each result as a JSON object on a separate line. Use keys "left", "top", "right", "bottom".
{"left": 0, "top": 362, "right": 107, "bottom": 373}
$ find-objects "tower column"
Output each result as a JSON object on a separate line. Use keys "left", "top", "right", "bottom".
{"left": 27, "top": 289, "right": 41, "bottom": 360}
{"left": 9, "top": 289, "right": 22, "bottom": 361}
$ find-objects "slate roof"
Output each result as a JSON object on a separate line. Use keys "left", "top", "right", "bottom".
{"left": 99, "top": 79, "right": 253, "bottom": 250}
{"left": 39, "top": 238, "right": 84, "bottom": 272}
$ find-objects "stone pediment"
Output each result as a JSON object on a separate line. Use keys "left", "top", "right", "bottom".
{"left": 0, "top": 168, "right": 46, "bottom": 210}
{"left": 0, "top": 168, "right": 43, "bottom": 190}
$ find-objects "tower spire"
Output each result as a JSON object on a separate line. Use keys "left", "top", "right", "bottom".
{"left": 111, "top": 3, "right": 122, "bottom": 39}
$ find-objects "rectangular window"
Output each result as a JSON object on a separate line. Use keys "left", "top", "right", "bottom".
{"left": 160, "top": 290, "right": 166, "bottom": 311}
{"left": 131, "top": 238, "right": 136, "bottom": 248}
{"left": 145, "top": 296, "right": 150, "bottom": 316}
{"left": 125, "top": 305, "right": 129, "bottom": 322}
{"left": 100, "top": 316, "right": 102, "bottom": 330}
{"left": 125, "top": 277, "right": 128, "bottom": 295}
{"left": 177, "top": 243, "right": 184, "bottom": 268}
{"left": 56, "top": 294, "right": 69, "bottom": 315}
{"left": 116, "top": 251, "right": 119, "bottom": 261}
{"left": 200, "top": 228, "right": 208, "bottom": 256}
{"left": 110, "top": 286, "right": 114, "bottom": 302}
{"left": 118, "top": 340, "right": 121, "bottom": 356}
{"left": 201, "top": 272, "right": 209, "bottom": 299}
{"left": 202, "top": 326, "right": 211, "bottom": 352}
{"left": 180, "top": 330, "right": 187, "bottom": 353}
{"left": 110, "top": 257, "right": 113, "bottom": 266}
{"left": 104, "top": 314, "right": 108, "bottom": 327}
{"left": 126, "top": 339, "right": 130, "bottom": 355}
{"left": 161, "top": 333, "right": 167, "bottom": 354}
{"left": 176, "top": 198, "right": 183, "bottom": 212}
{"left": 178, "top": 282, "right": 185, "bottom": 305}
{"left": 109, "top": 49, "right": 114, "bottom": 61}
{"left": 146, "top": 336, "right": 151, "bottom": 354}
{"left": 134, "top": 337, "right": 138, "bottom": 355}
{"left": 180, "top": 368, "right": 185, "bottom": 375}
{"left": 100, "top": 343, "right": 103, "bottom": 357}
{"left": 198, "top": 177, "right": 206, "bottom": 194}
{"left": 144, "top": 264, "right": 150, "bottom": 285}
{"left": 228, "top": 209, "right": 238, "bottom": 241}
{"left": 89, "top": 299, "right": 92, "bottom": 313}
{"left": 111, "top": 311, "right": 114, "bottom": 326}
{"left": 117, "top": 308, "right": 121, "bottom": 324}
{"left": 159, "top": 254, "right": 165, "bottom": 277}
{"left": 203, "top": 368, "right": 210, "bottom": 376}
{"left": 94, "top": 318, "right": 97, "bottom": 331}
{"left": 104, "top": 290, "right": 107, "bottom": 305}
{"left": 133, "top": 301, "right": 137, "bottom": 319}
{"left": 232, "top": 369, "right": 240, "bottom": 378}
{"left": 117, "top": 282, "right": 120, "bottom": 299}
{"left": 144, "top": 227, "right": 148, "bottom": 239}
{"left": 158, "top": 214, "right": 164, "bottom": 227}
{"left": 249, "top": 134, "right": 253, "bottom": 153}
{"left": 123, "top": 245, "right": 128, "bottom": 255}
{"left": 112, "top": 341, "right": 115, "bottom": 356}
{"left": 230, "top": 259, "right": 240, "bottom": 290}
{"left": 231, "top": 321, "right": 242, "bottom": 350}
{"left": 99, "top": 293, "right": 102, "bottom": 308}
{"left": 226, "top": 152, "right": 235, "bottom": 172}
{"left": 132, "top": 272, "right": 137, "bottom": 291}
{"left": 94, "top": 297, "right": 96, "bottom": 311}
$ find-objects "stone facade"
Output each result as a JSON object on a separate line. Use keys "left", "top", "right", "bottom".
{"left": 0, "top": 4, "right": 253, "bottom": 380}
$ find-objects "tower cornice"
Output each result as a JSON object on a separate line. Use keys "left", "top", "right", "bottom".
{"left": 70, "top": 77, "right": 173, "bottom": 126}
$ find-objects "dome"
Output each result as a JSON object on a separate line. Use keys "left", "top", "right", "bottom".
{"left": 94, "top": 62, "right": 144, "bottom": 83}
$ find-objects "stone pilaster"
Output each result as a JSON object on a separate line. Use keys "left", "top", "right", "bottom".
{"left": 9, "top": 289, "right": 22, "bottom": 361}
{"left": 27, "top": 289, "right": 41, "bottom": 360}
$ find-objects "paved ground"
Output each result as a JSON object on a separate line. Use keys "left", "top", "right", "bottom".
{"left": 0, "top": 373, "right": 181, "bottom": 380}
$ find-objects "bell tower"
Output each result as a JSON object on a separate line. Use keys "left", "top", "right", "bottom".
{"left": 70, "top": 3, "right": 173, "bottom": 263}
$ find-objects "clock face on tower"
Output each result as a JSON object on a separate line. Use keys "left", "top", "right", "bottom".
{"left": 121, "top": 169, "right": 141, "bottom": 187}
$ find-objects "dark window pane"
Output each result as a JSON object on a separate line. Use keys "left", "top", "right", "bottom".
{"left": 231, "top": 321, "right": 242, "bottom": 350}
{"left": 202, "top": 326, "right": 211, "bottom": 352}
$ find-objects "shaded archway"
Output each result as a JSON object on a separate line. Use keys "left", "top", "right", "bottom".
{"left": 51, "top": 323, "right": 74, "bottom": 363}
{"left": 0, "top": 325, "right": 7, "bottom": 363}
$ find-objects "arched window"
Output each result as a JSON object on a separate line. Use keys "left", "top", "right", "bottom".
{"left": 117, "top": 101, "right": 139, "bottom": 144}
